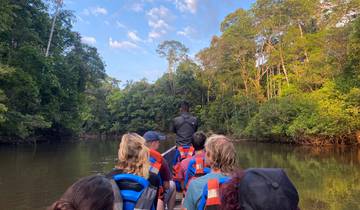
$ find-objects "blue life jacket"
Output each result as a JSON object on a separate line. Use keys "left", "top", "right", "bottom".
{"left": 184, "top": 157, "right": 210, "bottom": 189}
{"left": 197, "top": 177, "right": 230, "bottom": 210}
{"left": 110, "top": 174, "right": 157, "bottom": 210}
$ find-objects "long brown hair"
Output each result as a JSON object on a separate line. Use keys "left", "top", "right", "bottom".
{"left": 220, "top": 170, "right": 245, "bottom": 210}
{"left": 48, "top": 175, "right": 114, "bottom": 210}
{"left": 117, "top": 133, "right": 150, "bottom": 178}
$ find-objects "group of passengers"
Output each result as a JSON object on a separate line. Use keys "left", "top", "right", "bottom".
{"left": 49, "top": 101, "right": 300, "bottom": 210}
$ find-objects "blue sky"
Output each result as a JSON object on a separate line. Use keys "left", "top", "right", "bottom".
{"left": 62, "top": 0, "right": 255, "bottom": 83}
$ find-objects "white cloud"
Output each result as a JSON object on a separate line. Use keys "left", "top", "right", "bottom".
{"left": 82, "top": 6, "right": 108, "bottom": 16}
{"left": 128, "top": 31, "right": 142, "bottom": 42}
{"left": 177, "top": 26, "right": 195, "bottom": 37}
{"left": 147, "top": 6, "right": 170, "bottom": 19}
{"left": 81, "top": 36, "right": 96, "bottom": 45}
{"left": 146, "top": 6, "right": 172, "bottom": 40}
{"left": 175, "top": 0, "right": 197, "bottom": 13}
{"left": 109, "top": 38, "right": 138, "bottom": 49}
{"left": 149, "top": 19, "right": 169, "bottom": 29}
{"left": 149, "top": 31, "right": 162, "bottom": 39}
{"left": 131, "top": 3, "right": 144, "bottom": 12}
{"left": 116, "top": 21, "right": 127, "bottom": 29}
{"left": 104, "top": 20, "right": 110, "bottom": 25}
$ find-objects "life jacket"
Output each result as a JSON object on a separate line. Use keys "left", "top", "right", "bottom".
{"left": 197, "top": 177, "right": 230, "bottom": 210}
{"left": 184, "top": 157, "right": 210, "bottom": 190}
{"left": 172, "top": 145, "right": 195, "bottom": 191}
{"left": 149, "top": 149, "right": 163, "bottom": 175}
{"left": 178, "top": 145, "right": 195, "bottom": 160}
{"left": 148, "top": 149, "right": 165, "bottom": 200}
{"left": 110, "top": 173, "right": 157, "bottom": 210}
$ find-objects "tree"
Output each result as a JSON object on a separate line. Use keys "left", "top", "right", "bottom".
{"left": 156, "top": 40, "right": 189, "bottom": 95}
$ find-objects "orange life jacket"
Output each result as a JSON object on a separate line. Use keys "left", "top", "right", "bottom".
{"left": 195, "top": 157, "right": 205, "bottom": 175}
{"left": 206, "top": 179, "right": 221, "bottom": 207}
{"left": 149, "top": 149, "right": 163, "bottom": 175}
{"left": 172, "top": 146, "right": 195, "bottom": 181}
{"left": 178, "top": 146, "right": 195, "bottom": 160}
{"left": 149, "top": 149, "right": 166, "bottom": 200}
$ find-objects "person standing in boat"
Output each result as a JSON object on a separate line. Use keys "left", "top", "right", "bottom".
{"left": 171, "top": 101, "right": 199, "bottom": 191}
{"left": 171, "top": 101, "right": 198, "bottom": 146}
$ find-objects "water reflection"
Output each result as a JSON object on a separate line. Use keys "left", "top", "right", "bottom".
{"left": 0, "top": 140, "right": 359, "bottom": 210}
{"left": 235, "top": 142, "right": 360, "bottom": 210}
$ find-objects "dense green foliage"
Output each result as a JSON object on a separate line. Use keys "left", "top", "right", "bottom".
{"left": 0, "top": 0, "right": 359, "bottom": 144}
{"left": 0, "top": 0, "right": 109, "bottom": 140}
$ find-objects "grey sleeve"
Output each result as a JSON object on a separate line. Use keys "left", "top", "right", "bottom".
{"left": 170, "top": 119, "right": 176, "bottom": 133}
{"left": 194, "top": 117, "right": 198, "bottom": 131}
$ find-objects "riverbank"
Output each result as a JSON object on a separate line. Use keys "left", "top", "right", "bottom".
{"left": 1, "top": 131, "right": 359, "bottom": 146}
{"left": 229, "top": 131, "right": 360, "bottom": 146}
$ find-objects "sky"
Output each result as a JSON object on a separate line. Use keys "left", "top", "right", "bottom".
{"left": 61, "top": 0, "right": 255, "bottom": 83}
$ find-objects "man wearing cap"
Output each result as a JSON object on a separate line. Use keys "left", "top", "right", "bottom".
{"left": 144, "top": 131, "right": 176, "bottom": 210}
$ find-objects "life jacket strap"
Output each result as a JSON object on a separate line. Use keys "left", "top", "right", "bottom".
{"left": 195, "top": 157, "right": 204, "bottom": 174}
{"left": 206, "top": 179, "right": 221, "bottom": 206}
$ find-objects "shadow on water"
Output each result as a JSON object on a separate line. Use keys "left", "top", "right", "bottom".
{"left": 0, "top": 139, "right": 359, "bottom": 210}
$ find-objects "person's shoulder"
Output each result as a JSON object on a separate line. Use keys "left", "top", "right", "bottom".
{"left": 173, "top": 115, "right": 182, "bottom": 121}
{"left": 197, "top": 172, "right": 226, "bottom": 182}
{"left": 180, "top": 157, "right": 191, "bottom": 167}
{"left": 106, "top": 168, "right": 123, "bottom": 178}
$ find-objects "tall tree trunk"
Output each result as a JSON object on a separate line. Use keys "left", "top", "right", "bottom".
{"left": 298, "top": 22, "right": 309, "bottom": 63}
{"left": 279, "top": 46, "right": 289, "bottom": 86}
{"left": 266, "top": 66, "right": 270, "bottom": 100}
{"left": 241, "top": 69, "right": 249, "bottom": 96}
{"left": 207, "top": 80, "right": 211, "bottom": 103}
{"left": 277, "top": 65, "right": 282, "bottom": 96}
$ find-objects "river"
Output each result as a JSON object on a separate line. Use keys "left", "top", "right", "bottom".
{"left": 0, "top": 139, "right": 359, "bottom": 210}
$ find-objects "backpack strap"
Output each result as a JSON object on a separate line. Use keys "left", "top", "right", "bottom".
{"left": 110, "top": 179, "right": 123, "bottom": 210}
{"left": 134, "top": 184, "right": 158, "bottom": 210}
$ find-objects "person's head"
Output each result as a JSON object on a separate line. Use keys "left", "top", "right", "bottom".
{"left": 205, "top": 134, "right": 236, "bottom": 174}
{"left": 48, "top": 175, "right": 114, "bottom": 210}
{"left": 179, "top": 101, "right": 190, "bottom": 113}
{"left": 117, "top": 133, "right": 150, "bottom": 178}
{"left": 192, "top": 131, "right": 206, "bottom": 151}
{"left": 143, "top": 131, "right": 166, "bottom": 150}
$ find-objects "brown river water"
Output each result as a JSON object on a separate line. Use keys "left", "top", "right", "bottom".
{"left": 0, "top": 139, "right": 359, "bottom": 210}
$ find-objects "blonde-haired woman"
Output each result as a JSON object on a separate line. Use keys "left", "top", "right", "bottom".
{"left": 107, "top": 133, "right": 160, "bottom": 209}
{"left": 117, "top": 133, "right": 150, "bottom": 178}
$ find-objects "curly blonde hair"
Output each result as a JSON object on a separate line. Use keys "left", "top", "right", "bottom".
{"left": 117, "top": 133, "right": 150, "bottom": 179}
{"left": 205, "top": 135, "right": 236, "bottom": 174}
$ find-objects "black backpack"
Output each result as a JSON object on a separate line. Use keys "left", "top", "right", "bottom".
{"left": 238, "top": 168, "right": 299, "bottom": 210}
